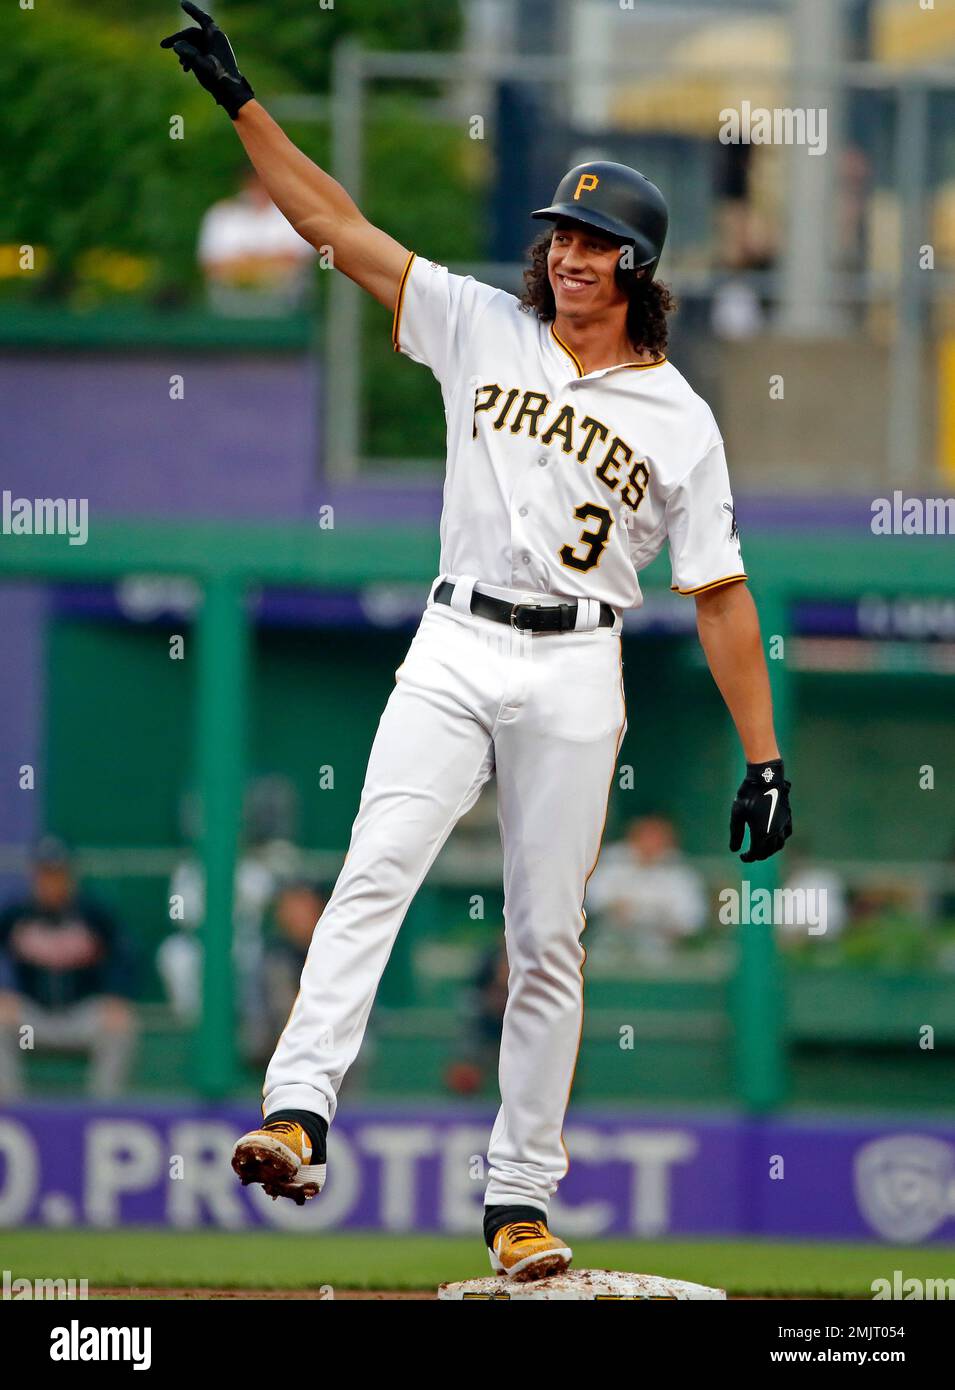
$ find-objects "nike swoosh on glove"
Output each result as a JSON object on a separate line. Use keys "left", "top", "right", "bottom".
{"left": 729, "top": 759, "right": 793, "bottom": 863}
{"left": 160, "top": 2, "right": 254, "bottom": 120}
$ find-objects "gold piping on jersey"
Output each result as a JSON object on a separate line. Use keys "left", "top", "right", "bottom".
{"left": 550, "top": 323, "right": 667, "bottom": 378}
{"left": 671, "top": 573, "right": 749, "bottom": 596}
{"left": 391, "top": 251, "right": 416, "bottom": 352}
{"left": 550, "top": 323, "right": 584, "bottom": 377}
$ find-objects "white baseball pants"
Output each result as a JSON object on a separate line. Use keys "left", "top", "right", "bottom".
{"left": 264, "top": 589, "right": 626, "bottom": 1212}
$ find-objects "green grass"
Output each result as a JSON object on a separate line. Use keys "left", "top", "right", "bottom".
{"left": 4, "top": 1230, "right": 955, "bottom": 1296}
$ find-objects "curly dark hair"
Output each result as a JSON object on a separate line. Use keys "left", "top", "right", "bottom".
{"left": 519, "top": 229, "right": 676, "bottom": 358}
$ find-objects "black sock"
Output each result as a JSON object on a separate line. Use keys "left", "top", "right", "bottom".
{"left": 483, "top": 1204, "right": 548, "bottom": 1249}
{"left": 263, "top": 1109, "right": 328, "bottom": 1162}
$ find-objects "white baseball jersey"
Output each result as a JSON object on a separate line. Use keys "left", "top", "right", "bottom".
{"left": 263, "top": 247, "right": 748, "bottom": 1222}
{"left": 393, "top": 253, "right": 746, "bottom": 610}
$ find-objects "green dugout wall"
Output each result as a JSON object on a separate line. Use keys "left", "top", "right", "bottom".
{"left": 46, "top": 623, "right": 407, "bottom": 854}
{"left": 3, "top": 523, "right": 954, "bottom": 1107}
{"left": 46, "top": 624, "right": 955, "bottom": 858}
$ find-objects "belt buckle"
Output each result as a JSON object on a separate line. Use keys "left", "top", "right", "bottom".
{"left": 510, "top": 602, "right": 536, "bottom": 631}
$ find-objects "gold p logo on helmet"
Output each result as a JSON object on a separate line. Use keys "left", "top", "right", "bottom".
{"left": 573, "top": 173, "right": 599, "bottom": 201}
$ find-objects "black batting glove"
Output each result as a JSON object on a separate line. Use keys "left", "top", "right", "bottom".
{"left": 729, "top": 759, "right": 792, "bottom": 863}
{"left": 160, "top": 2, "right": 254, "bottom": 120}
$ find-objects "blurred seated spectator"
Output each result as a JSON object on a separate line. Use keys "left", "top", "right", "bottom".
{"left": 155, "top": 913, "right": 201, "bottom": 1025}
{"left": 710, "top": 140, "right": 776, "bottom": 340}
{"left": 777, "top": 843, "right": 848, "bottom": 949}
{"left": 160, "top": 778, "right": 300, "bottom": 1056}
{"left": 0, "top": 837, "right": 137, "bottom": 1099}
{"left": 159, "top": 847, "right": 278, "bottom": 1027}
{"left": 262, "top": 881, "right": 326, "bottom": 1048}
{"left": 445, "top": 940, "right": 508, "bottom": 1096}
{"left": 198, "top": 168, "right": 316, "bottom": 316}
{"left": 585, "top": 815, "right": 706, "bottom": 966}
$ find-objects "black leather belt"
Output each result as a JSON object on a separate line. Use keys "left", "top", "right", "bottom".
{"left": 434, "top": 580, "right": 614, "bottom": 634}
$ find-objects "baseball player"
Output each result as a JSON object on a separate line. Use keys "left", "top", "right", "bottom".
{"left": 162, "top": 3, "right": 792, "bottom": 1282}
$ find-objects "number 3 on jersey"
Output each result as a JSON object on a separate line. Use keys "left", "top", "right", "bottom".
{"left": 559, "top": 502, "right": 613, "bottom": 572}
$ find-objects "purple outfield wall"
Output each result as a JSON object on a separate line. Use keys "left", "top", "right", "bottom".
{"left": 2, "top": 1103, "right": 955, "bottom": 1243}
{"left": 0, "top": 585, "right": 44, "bottom": 870}
{"left": 0, "top": 351, "right": 322, "bottom": 860}
{"left": 0, "top": 354, "right": 323, "bottom": 520}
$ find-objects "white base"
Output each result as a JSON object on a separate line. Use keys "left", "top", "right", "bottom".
{"left": 439, "top": 1269, "right": 726, "bottom": 1301}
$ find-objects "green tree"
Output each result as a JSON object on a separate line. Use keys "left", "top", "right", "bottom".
{"left": 226, "top": 0, "right": 462, "bottom": 92}
{"left": 0, "top": 3, "right": 475, "bottom": 302}
{"left": 61, "top": 0, "right": 463, "bottom": 92}
{"left": 0, "top": 6, "right": 242, "bottom": 296}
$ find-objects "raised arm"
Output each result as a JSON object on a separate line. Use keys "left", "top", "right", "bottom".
{"left": 161, "top": 3, "right": 410, "bottom": 310}
{"left": 233, "top": 103, "right": 409, "bottom": 310}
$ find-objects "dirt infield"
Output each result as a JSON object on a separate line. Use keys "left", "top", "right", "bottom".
{"left": 93, "top": 1287, "right": 434, "bottom": 1300}
{"left": 85, "top": 1287, "right": 462, "bottom": 1299}
{"left": 91, "top": 1287, "right": 829, "bottom": 1301}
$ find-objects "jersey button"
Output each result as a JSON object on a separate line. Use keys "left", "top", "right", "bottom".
{"left": 518, "top": 506, "right": 528, "bottom": 517}
{"left": 521, "top": 553, "right": 531, "bottom": 565}
{"left": 537, "top": 456, "right": 549, "bottom": 467}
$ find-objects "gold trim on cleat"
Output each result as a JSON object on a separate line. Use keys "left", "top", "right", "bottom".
{"left": 231, "top": 1124, "right": 326, "bottom": 1203}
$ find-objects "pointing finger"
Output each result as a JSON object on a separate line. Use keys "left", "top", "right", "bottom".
{"left": 181, "top": 1, "right": 216, "bottom": 28}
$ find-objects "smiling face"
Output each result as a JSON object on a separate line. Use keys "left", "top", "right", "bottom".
{"left": 547, "top": 218, "right": 632, "bottom": 322}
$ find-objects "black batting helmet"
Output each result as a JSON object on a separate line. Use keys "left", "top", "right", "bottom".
{"left": 531, "top": 161, "right": 669, "bottom": 280}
